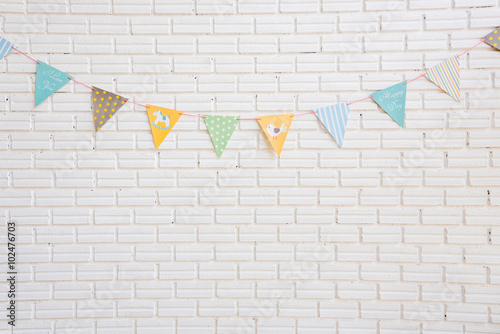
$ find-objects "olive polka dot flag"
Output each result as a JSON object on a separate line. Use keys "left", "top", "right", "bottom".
{"left": 203, "top": 115, "right": 239, "bottom": 158}
{"left": 483, "top": 27, "right": 500, "bottom": 51}
{"left": 91, "top": 86, "right": 128, "bottom": 132}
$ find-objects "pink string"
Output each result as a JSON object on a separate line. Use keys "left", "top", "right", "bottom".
{"left": 401, "top": 39, "right": 485, "bottom": 86}
{"left": 236, "top": 117, "right": 261, "bottom": 120}
{"left": 69, "top": 77, "right": 95, "bottom": 90}
{"left": 347, "top": 95, "right": 374, "bottom": 105}
{"left": 126, "top": 100, "right": 148, "bottom": 108}
{"left": 292, "top": 111, "right": 317, "bottom": 117}
{"left": 8, "top": 39, "right": 490, "bottom": 120}
{"left": 458, "top": 39, "right": 486, "bottom": 58}
{"left": 181, "top": 113, "right": 207, "bottom": 118}
{"left": 11, "top": 46, "right": 40, "bottom": 64}
{"left": 404, "top": 73, "right": 426, "bottom": 85}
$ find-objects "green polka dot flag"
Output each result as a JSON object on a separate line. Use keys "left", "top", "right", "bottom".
{"left": 203, "top": 115, "right": 239, "bottom": 158}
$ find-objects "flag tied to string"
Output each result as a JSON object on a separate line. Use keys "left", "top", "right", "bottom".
{"left": 1, "top": 35, "right": 494, "bottom": 154}
{"left": 147, "top": 105, "right": 183, "bottom": 149}
{"left": 0, "top": 36, "right": 13, "bottom": 59}
{"left": 91, "top": 87, "right": 128, "bottom": 132}
{"left": 258, "top": 114, "right": 294, "bottom": 157}
{"left": 483, "top": 27, "right": 500, "bottom": 51}
{"left": 204, "top": 115, "right": 239, "bottom": 157}
{"left": 371, "top": 81, "right": 408, "bottom": 128}
{"left": 314, "top": 102, "right": 350, "bottom": 147}
{"left": 424, "top": 55, "right": 461, "bottom": 102}
{"left": 35, "top": 61, "right": 72, "bottom": 106}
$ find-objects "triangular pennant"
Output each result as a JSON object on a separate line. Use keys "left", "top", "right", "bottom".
{"left": 146, "top": 105, "right": 183, "bottom": 149}
{"left": 423, "top": 55, "right": 460, "bottom": 102}
{"left": 203, "top": 115, "right": 239, "bottom": 158}
{"left": 0, "top": 36, "right": 14, "bottom": 59}
{"left": 314, "top": 102, "right": 350, "bottom": 147}
{"left": 257, "top": 113, "right": 294, "bottom": 157}
{"left": 483, "top": 27, "right": 500, "bottom": 50}
{"left": 91, "top": 86, "right": 128, "bottom": 132}
{"left": 35, "top": 60, "right": 72, "bottom": 106}
{"left": 371, "top": 81, "right": 407, "bottom": 128}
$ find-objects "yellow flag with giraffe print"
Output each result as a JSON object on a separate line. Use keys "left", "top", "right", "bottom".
{"left": 146, "top": 105, "right": 183, "bottom": 149}
{"left": 257, "top": 113, "right": 294, "bottom": 157}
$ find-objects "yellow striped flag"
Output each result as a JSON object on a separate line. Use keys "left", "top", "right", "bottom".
{"left": 423, "top": 55, "right": 461, "bottom": 102}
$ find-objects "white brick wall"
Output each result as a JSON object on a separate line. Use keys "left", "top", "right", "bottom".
{"left": 1, "top": 0, "right": 500, "bottom": 333}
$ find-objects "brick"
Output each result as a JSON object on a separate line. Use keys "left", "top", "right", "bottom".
{"left": 35, "top": 264, "right": 73, "bottom": 281}
{"left": 239, "top": 36, "right": 278, "bottom": 54}
{"left": 136, "top": 282, "right": 172, "bottom": 299}
{"left": 173, "top": 17, "right": 210, "bottom": 34}
{"left": 380, "top": 283, "right": 418, "bottom": 301}
{"left": 36, "top": 301, "right": 74, "bottom": 319}
{"left": 339, "top": 13, "right": 379, "bottom": 33}
{"left": 256, "top": 17, "right": 293, "bottom": 34}
{"left": 95, "top": 245, "right": 133, "bottom": 262}
{"left": 361, "top": 302, "right": 400, "bottom": 320}
{"left": 239, "top": 263, "right": 277, "bottom": 280}
{"left": 422, "top": 284, "right": 462, "bottom": 303}
{"left": 338, "top": 244, "right": 376, "bottom": 262}
{"left": 425, "top": 11, "right": 467, "bottom": 30}
{"left": 338, "top": 282, "right": 377, "bottom": 300}
{"left": 239, "top": 301, "right": 277, "bottom": 318}
{"left": 159, "top": 263, "right": 195, "bottom": 280}
{"left": 279, "top": 301, "right": 316, "bottom": 317}
{"left": 319, "top": 301, "right": 357, "bottom": 318}
{"left": 77, "top": 264, "right": 114, "bottom": 281}
{"left": 199, "top": 300, "right": 236, "bottom": 316}
{"left": 447, "top": 304, "right": 488, "bottom": 323}
{"left": 403, "top": 265, "right": 442, "bottom": 282}
{"left": 155, "top": 0, "right": 193, "bottom": 14}
{"left": 214, "top": 16, "right": 252, "bottom": 34}
{"left": 198, "top": 36, "right": 237, "bottom": 55}
{"left": 53, "top": 245, "right": 91, "bottom": 262}
{"left": 217, "top": 282, "right": 253, "bottom": 298}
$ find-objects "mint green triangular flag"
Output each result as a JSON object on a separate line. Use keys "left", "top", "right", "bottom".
{"left": 203, "top": 115, "right": 239, "bottom": 158}
{"left": 35, "top": 60, "right": 72, "bottom": 106}
{"left": 371, "top": 81, "right": 407, "bottom": 128}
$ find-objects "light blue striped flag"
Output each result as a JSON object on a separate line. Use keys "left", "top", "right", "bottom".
{"left": 314, "top": 102, "right": 350, "bottom": 148}
{"left": 0, "top": 36, "right": 13, "bottom": 59}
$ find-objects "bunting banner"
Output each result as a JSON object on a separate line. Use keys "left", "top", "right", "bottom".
{"left": 314, "top": 102, "right": 350, "bottom": 147}
{"left": 0, "top": 36, "right": 13, "bottom": 59}
{"left": 0, "top": 34, "right": 497, "bottom": 154}
{"left": 371, "top": 81, "right": 407, "bottom": 128}
{"left": 91, "top": 87, "right": 128, "bottom": 132}
{"left": 35, "top": 60, "right": 72, "bottom": 106}
{"left": 423, "top": 55, "right": 461, "bottom": 102}
{"left": 204, "top": 115, "right": 239, "bottom": 157}
{"left": 483, "top": 27, "right": 500, "bottom": 50}
{"left": 147, "top": 105, "right": 183, "bottom": 149}
{"left": 257, "top": 113, "right": 294, "bottom": 157}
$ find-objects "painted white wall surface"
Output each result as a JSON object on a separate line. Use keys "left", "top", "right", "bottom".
{"left": 0, "top": 0, "right": 500, "bottom": 333}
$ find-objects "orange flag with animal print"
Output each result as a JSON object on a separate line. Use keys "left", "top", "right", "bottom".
{"left": 257, "top": 113, "right": 294, "bottom": 157}
{"left": 146, "top": 105, "right": 183, "bottom": 149}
